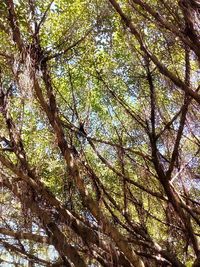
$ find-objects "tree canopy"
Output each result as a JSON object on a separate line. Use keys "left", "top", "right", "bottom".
{"left": 0, "top": 0, "right": 200, "bottom": 266}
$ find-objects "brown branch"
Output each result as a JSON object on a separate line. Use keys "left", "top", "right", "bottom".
{"left": 35, "top": 0, "right": 54, "bottom": 34}
{"left": 167, "top": 47, "right": 191, "bottom": 178}
{"left": 1, "top": 239, "right": 50, "bottom": 266}
{"left": 6, "top": 0, "right": 23, "bottom": 51}
{"left": 0, "top": 227, "right": 50, "bottom": 244}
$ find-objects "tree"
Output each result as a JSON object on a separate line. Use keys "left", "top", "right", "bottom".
{"left": 0, "top": 0, "right": 200, "bottom": 266}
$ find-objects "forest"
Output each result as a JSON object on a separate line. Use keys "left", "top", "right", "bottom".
{"left": 0, "top": 0, "right": 200, "bottom": 266}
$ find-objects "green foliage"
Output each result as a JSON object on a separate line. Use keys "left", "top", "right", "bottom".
{"left": 0, "top": 0, "right": 200, "bottom": 266}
